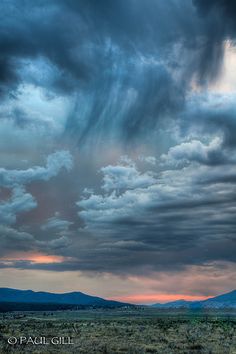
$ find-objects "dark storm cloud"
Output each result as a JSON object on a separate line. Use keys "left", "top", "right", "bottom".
{"left": 194, "top": 0, "right": 236, "bottom": 29}
{"left": 63, "top": 0, "right": 229, "bottom": 144}
{"left": 178, "top": 94, "right": 236, "bottom": 151}
{"left": 61, "top": 0, "right": 194, "bottom": 144}
{"left": 0, "top": 222, "right": 72, "bottom": 258}
{"left": 0, "top": 0, "right": 93, "bottom": 96}
{"left": 193, "top": 0, "right": 236, "bottom": 82}
{"left": 0, "top": 0, "right": 233, "bottom": 144}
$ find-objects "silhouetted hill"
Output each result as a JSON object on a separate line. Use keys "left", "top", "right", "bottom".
{"left": 0, "top": 288, "right": 131, "bottom": 311}
{"left": 198, "top": 290, "right": 236, "bottom": 309}
{"left": 152, "top": 290, "right": 236, "bottom": 309}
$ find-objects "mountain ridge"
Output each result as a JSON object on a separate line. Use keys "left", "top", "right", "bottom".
{"left": 152, "top": 290, "right": 236, "bottom": 309}
{"left": 0, "top": 287, "right": 130, "bottom": 308}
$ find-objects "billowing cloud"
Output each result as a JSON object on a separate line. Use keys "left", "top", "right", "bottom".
{"left": 41, "top": 215, "right": 73, "bottom": 232}
{"left": 0, "top": 150, "right": 73, "bottom": 187}
{"left": 160, "top": 137, "right": 234, "bottom": 166}
{"left": 0, "top": 186, "right": 36, "bottom": 225}
{"left": 101, "top": 162, "right": 156, "bottom": 192}
{"left": 0, "top": 151, "right": 73, "bottom": 225}
{"left": 76, "top": 155, "right": 236, "bottom": 274}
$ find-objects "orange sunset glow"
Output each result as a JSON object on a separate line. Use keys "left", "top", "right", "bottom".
{"left": 111, "top": 293, "right": 210, "bottom": 305}
{"left": 0, "top": 252, "right": 67, "bottom": 264}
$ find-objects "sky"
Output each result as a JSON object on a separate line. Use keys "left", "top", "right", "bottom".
{"left": 0, "top": 0, "right": 236, "bottom": 305}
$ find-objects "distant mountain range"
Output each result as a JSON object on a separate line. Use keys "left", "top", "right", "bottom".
{"left": 0, "top": 288, "right": 235, "bottom": 312}
{"left": 0, "top": 288, "right": 130, "bottom": 311}
{"left": 152, "top": 290, "right": 236, "bottom": 309}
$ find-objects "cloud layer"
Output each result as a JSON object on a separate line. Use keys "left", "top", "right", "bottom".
{"left": 76, "top": 153, "right": 236, "bottom": 274}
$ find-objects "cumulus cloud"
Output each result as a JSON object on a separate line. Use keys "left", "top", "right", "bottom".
{"left": 36, "top": 235, "right": 72, "bottom": 251}
{"left": 0, "top": 223, "right": 72, "bottom": 260}
{"left": 76, "top": 157, "right": 236, "bottom": 274}
{"left": 0, "top": 224, "right": 36, "bottom": 257}
{"left": 0, "top": 150, "right": 73, "bottom": 187}
{"left": 41, "top": 215, "right": 73, "bottom": 231}
{"left": 138, "top": 156, "right": 157, "bottom": 165}
{"left": 0, "top": 186, "right": 36, "bottom": 225}
{"left": 160, "top": 137, "right": 233, "bottom": 166}
{"left": 0, "top": 225, "right": 34, "bottom": 242}
{"left": 0, "top": 151, "right": 73, "bottom": 225}
{"left": 47, "top": 236, "right": 71, "bottom": 250}
{"left": 101, "top": 163, "right": 156, "bottom": 192}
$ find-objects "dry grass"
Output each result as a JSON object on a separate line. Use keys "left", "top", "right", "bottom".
{"left": 0, "top": 309, "right": 235, "bottom": 353}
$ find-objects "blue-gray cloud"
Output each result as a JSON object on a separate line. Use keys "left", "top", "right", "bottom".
{"left": 0, "top": 151, "right": 73, "bottom": 187}
{"left": 75, "top": 154, "right": 236, "bottom": 274}
{"left": 0, "top": 151, "right": 73, "bottom": 225}
{"left": 0, "top": 0, "right": 234, "bottom": 147}
{"left": 41, "top": 215, "right": 73, "bottom": 232}
{"left": 160, "top": 137, "right": 235, "bottom": 166}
